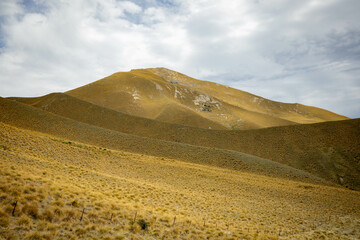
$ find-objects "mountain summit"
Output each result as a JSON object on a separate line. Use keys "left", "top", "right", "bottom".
{"left": 66, "top": 68, "right": 347, "bottom": 130}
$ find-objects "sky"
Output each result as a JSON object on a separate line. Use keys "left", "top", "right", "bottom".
{"left": 0, "top": 0, "right": 359, "bottom": 118}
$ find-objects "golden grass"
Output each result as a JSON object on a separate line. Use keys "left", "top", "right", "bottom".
{"left": 0, "top": 97, "right": 329, "bottom": 187}
{"left": 1, "top": 122, "right": 360, "bottom": 239}
{"left": 5, "top": 95, "right": 360, "bottom": 190}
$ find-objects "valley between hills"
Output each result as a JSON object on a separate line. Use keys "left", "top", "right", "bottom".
{"left": 0, "top": 68, "right": 359, "bottom": 239}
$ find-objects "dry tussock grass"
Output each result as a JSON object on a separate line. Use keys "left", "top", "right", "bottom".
{"left": 0, "top": 122, "right": 359, "bottom": 239}
{"left": 6, "top": 94, "right": 360, "bottom": 190}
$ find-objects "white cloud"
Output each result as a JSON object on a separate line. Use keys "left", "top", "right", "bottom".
{"left": 0, "top": 0, "right": 359, "bottom": 118}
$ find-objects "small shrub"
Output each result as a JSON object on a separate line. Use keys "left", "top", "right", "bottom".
{"left": 22, "top": 203, "right": 39, "bottom": 219}
{"left": 87, "top": 212, "right": 98, "bottom": 220}
{"left": 24, "top": 194, "right": 38, "bottom": 201}
{"left": 0, "top": 185, "right": 9, "bottom": 192}
{"left": 0, "top": 214, "right": 10, "bottom": 228}
{"left": 63, "top": 209, "right": 77, "bottom": 221}
{"left": 37, "top": 220, "right": 49, "bottom": 231}
{"left": 16, "top": 215, "right": 31, "bottom": 228}
{"left": 0, "top": 194, "right": 7, "bottom": 201}
{"left": 24, "top": 231, "right": 43, "bottom": 240}
{"left": 0, "top": 145, "right": 9, "bottom": 151}
{"left": 114, "top": 235, "right": 125, "bottom": 240}
{"left": 98, "top": 228, "right": 107, "bottom": 234}
{"left": 129, "top": 223, "right": 141, "bottom": 233}
{"left": 0, "top": 229, "right": 17, "bottom": 240}
{"left": 75, "top": 227, "right": 86, "bottom": 236}
{"left": 70, "top": 200, "right": 79, "bottom": 207}
{"left": 0, "top": 210, "right": 9, "bottom": 218}
{"left": 52, "top": 200, "right": 64, "bottom": 207}
{"left": 137, "top": 219, "right": 150, "bottom": 230}
{"left": 53, "top": 207, "right": 63, "bottom": 217}
{"left": 41, "top": 209, "right": 54, "bottom": 222}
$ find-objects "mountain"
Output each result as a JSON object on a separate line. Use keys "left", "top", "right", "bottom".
{"left": 66, "top": 68, "right": 348, "bottom": 130}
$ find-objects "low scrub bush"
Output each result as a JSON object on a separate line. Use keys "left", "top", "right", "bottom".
{"left": 16, "top": 215, "right": 31, "bottom": 228}
{"left": 137, "top": 219, "right": 150, "bottom": 230}
{"left": 22, "top": 203, "right": 39, "bottom": 219}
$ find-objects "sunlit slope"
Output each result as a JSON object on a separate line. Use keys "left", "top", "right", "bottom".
{"left": 0, "top": 97, "right": 326, "bottom": 185}
{"left": 11, "top": 93, "right": 360, "bottom": 190}
{"left": 151, "top": 68, "right": 348, "bottom": 123}
{"left": 66, "top": 68, "right": 347, "bottom": 130}
{"left": 66, "top": 69, "right": 227, "bottom": 130}
{"left": 2, "top": 123, "right": 360, "bottom": 239}
{"left": 10, "top": 93, "right": 226, "bottom": 138}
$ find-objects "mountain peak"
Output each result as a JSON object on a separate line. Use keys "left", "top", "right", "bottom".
{"left": 66, "top": 68, "right": 348, "bottom": 130}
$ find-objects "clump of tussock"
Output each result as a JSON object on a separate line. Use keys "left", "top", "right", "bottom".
{"left": 0, "top": 210, "right": 10, "bottom": 228}
{"left": 137, "top": 219, "right": 150, "bottom": 230}
{"left": 41, "top": 208, "right": 55, "bottom": 222}
{"left": 16, "top": 215, "right": 31, "bottom": 229}
{"left": 22, "top": 203, "right": 39, "bottom": 219}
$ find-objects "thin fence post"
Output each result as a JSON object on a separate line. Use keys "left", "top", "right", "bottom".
{"left": 80, "top": 208, "right": 85, "bottom": 221}
{"left": 133, "top": 211, "right": 137, "bottom": 223}
{"left": 172, "top": 216, "right": 176, "bottom": 226}
{"left": 110, "top": 213, "right": 113, "bottom": 221}
{"left": 12, "top": 201, "right": 17, "bottom": 216}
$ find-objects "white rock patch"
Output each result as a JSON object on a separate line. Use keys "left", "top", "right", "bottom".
{"left": 252, "top": 97, "right": 264, "bottom": 105}
{"left": 193, "top": 94, "right": 211, "bottom": 106}
{"left": 174, "top": 86, "right": 184, "bottom": 99}
{"left": 155, "top": 84, "right": 163, "bottom": 91}
{"left": 132, "top": 90, "right": 140, "bottom": 100}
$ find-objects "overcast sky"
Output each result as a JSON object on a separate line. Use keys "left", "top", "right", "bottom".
{"left": 0, "top": 0, "right": 359, "bottom": 118}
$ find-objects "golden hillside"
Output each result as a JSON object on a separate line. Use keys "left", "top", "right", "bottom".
{"left": 66, "top": 68, "right": 348, "bottom": 130}
{"left": 1, "top": 122, "right": 360, "bottom": 239}
{"left": 11, "top": 93, "right": 360, "bottom": 190}
{"left": 0, "top": 97, "right": 327, "bottom": 184}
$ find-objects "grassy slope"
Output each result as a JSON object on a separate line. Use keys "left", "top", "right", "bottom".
{"left": 11, "top": 93, "right": 360, "bottom": 190}
{"left": 0, "top": 97, "right": 325, "bottom": 185}
{"left": 65, "top": 70, "right": 228, "bottom": 130}
{"left": 1, "top": 122, "right": 360, "bottom": 239}
{"left": 65, "top": 68, "right": 348, "bottom": 130}
{"left": 150, "top": 67, "right": 349, "bottom": 124}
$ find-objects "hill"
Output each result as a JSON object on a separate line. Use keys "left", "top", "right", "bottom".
{"left": 66, "top": 68, "right": 348, "bottom": 130}
{"left": 11, "top": 93, "right": 360, "bottom": 190}
{"left": 0, "top": 97, "right": 325, "bottom": 184}
{"left": 2, "top": 121, "right": 360, "bottom": 239}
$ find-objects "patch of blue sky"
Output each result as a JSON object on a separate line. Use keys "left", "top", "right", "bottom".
{"left": 0, "top": 18, "right": 6, "bottom": 49}
{"left": 0, "top": 37, "right": 5, "bottom": 49}
{"left": 21, "top": 0, "right": 48, "bottom": 14}
{"left": 119, "top": 0, "right": 181, "bottom": 26}
{"left": 123, "top": 11, "right": 143, "bottom": 25}
{"left": 129, "top": 0, "right": 180, "bottom": 10}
